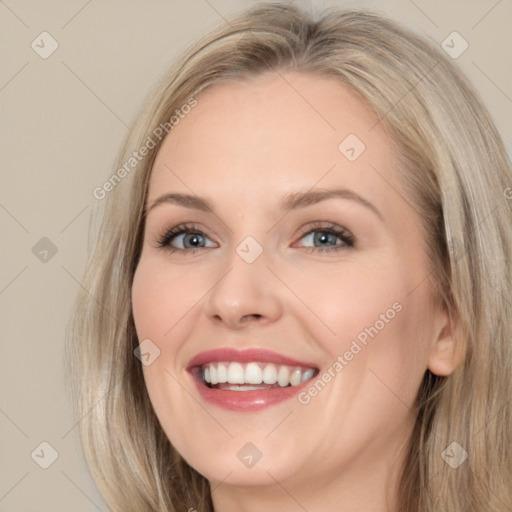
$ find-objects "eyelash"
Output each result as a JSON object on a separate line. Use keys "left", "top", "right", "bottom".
{"left": 155, "top": 222, "right": 355, "bottom": 254}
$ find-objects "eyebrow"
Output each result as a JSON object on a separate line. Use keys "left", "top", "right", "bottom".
{"left": 145, "top": 187, "right": 383, "bottom": 221}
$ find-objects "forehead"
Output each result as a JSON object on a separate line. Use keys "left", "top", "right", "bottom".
{"left": 147, "top": 71, "right": 399, "bottom": 212}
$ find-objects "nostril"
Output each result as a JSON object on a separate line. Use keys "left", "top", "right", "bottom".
{"left": 248, "top": 314, "right": 263, "bottom": 320}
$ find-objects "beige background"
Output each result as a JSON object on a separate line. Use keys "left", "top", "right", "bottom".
{"left": 1, "top": 0, "right": 511, "bottom": 510}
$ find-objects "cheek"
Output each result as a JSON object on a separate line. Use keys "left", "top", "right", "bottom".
{"left": 336, "top": 285, "right": 434, "bottom": 414}
{"left": 131, "top": 258, "right": 205, "bottom": 452}
{"left": 131, "top": 257, "right": 203, "bottom": 340}
{"left": 281, "top": 258, "right": 410, "bottom": 352}
{"left": 292, "top": 258, "right": 432, "bottom": 403}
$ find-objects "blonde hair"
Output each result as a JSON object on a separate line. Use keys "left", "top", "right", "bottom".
{"left": 66, "top": 3, "right": 512, "bottom": 511}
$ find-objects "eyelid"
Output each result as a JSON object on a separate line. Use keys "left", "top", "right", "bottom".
{"left": 154, "top": 222, "right": 216, "bottom": 250}
{"left": 154, "top": 221, "right": 355, "bottom": 253}
{"left": 293, "top": 222, "right": 355, "bottom": 250}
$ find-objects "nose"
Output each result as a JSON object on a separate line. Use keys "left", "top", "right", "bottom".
{"left": 202, "top": 248, "right": 283, "bottom": 330}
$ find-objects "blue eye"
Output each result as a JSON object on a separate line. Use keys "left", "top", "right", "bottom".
{"left": 296, "top": 223, "right": 354, "bottom": 252}
{"left": 155, "top": 222, "right": 355, "bottom": 254}
{"left": 156, "top": 223, "right": 215, "bottom": 252}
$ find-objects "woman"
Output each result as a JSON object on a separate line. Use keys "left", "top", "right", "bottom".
{"left": 66, "top": 2, "right": 512, "bottom": 511}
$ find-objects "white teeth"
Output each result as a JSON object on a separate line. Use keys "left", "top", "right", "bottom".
{"left": 227, "top": 362, "right": 244, "bottom": 384}
{"left": 217, "top": 363, "right": 228, "bottom": 383}
{"left": 290, "top": 369, "right": 302, "bottom": 386}
{"left": 301, "top": 368, "right": 315, "bottom": 383}
{"left": 201, "top": 362, "right": 316, "bottom": 388}
{"left": 245, "top": 362, "right": 263, "bottom": 384}
{"left": 277, "top": 365, "right": 290, "bottom": 387}
{"left": 262, "top": 363, "right": 278, "bottom": 384}
{"left": 210, "top": 365, "right": 218, "bottom": 385}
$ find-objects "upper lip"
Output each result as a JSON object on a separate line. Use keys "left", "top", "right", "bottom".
{"left": 187, "top": 348, "right": 319, "bottom": 370}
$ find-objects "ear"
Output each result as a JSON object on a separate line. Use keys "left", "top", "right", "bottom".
{"left": 427, "top": 303, "right": 464, "bottom": 376}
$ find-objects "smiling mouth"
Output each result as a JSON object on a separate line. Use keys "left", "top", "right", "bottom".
{"left": 193, "top": 361, "right": 319, "bottom": 391}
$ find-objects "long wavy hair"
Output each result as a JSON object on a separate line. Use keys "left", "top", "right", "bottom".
{"left": 65, "top": 2, "right": 512, "bottom": 511}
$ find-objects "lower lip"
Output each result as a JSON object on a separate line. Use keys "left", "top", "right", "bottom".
{"left": 189, "top": 372, "right": 313, "bottom": 412}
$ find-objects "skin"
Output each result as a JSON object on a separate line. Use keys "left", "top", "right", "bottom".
{"left": 131, "top": 71, "right": 459, "bottom": 512}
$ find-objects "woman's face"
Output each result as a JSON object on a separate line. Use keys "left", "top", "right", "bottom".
{"left": 131, "top": 71, "right": 451, "bottom": 497}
